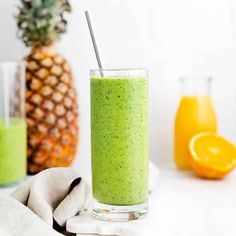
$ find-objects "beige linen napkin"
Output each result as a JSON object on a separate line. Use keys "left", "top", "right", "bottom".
{"left": 0, "top": 194, "right": 62, "bottom": 236}
{"left": 10, "top": 167, "right": 91, "bottom": 235}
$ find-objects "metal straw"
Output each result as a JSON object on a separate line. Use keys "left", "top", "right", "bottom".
{"left": 2, "top": 64, "right": 10, "bottom": 127}
{"left": 85, "top": 10, "right": 104, "bottom": 77}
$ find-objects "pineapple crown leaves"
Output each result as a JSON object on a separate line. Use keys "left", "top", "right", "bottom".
{"left": 16, "top": 0, "right": 71, "bottom": 47}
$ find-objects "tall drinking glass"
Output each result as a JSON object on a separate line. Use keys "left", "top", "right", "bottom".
{"left": 90, "top": 68, "right": 149, "bottom": 221}
{"left": 174, "top": 77, "right": 217, "bottom": 170}
{"left": 0, "top": 62, "right": 26, "bottom": 186}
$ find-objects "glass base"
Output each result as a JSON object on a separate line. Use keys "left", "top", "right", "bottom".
{"left": 0, "top": 177, "right": 25, "bottom": 188}
{"left": 93, "top": 200, "right": 148, "bottom": 222}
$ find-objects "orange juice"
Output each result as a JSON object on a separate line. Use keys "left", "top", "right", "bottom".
{"left": 174, "top": 95, "right": 217, "bottom": 170}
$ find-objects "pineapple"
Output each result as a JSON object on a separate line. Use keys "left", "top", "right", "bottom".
{"left": 16, "top": 0, "right": 79, "bottom": 174}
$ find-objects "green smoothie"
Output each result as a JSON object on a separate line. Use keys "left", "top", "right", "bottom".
{"left": 0, "top": 118, "right": 26, "bottom": 184}
{"left": 91, "top": 76, "right": 148, "bottom": 205}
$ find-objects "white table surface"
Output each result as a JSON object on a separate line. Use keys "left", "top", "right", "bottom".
{"left": 1, "top": 166, "right": 236, "bottom": 236}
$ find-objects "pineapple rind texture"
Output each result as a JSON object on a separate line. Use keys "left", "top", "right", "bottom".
{"left": 26, "top": 48, "right": 79, "bottom": 174}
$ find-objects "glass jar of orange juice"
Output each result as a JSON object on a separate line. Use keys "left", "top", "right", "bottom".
{"left": 174, "top": 77, "right": 217, "bottom": 170}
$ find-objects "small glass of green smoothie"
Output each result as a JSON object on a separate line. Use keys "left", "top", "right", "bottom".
{"left": 90, "top": 68, "right": 149, "bottom": 221}
{"left": 0, "top": 62, "right": 27, "bottom": 187}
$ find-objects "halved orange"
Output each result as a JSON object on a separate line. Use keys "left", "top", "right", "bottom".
{"left": 189, "top": 133, "right": 236, "bottom": 179}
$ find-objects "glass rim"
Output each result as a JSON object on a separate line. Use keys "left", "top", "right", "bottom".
{"left": 90, "top": 68, "right": 148, "bottom": 73}
{"left": 180, "top": 76, "right": 212, "bottom": 82}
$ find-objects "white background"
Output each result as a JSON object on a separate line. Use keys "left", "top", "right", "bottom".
{"left": 0, "top": 0, "right": 236, "bottom": 172}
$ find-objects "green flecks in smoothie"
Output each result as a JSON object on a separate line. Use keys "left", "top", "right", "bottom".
{"left": 91, "top": 77, "right": 149, "bottom": 205}
{"left": 0, "top": 118, "right": 26, "bottom": 184}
